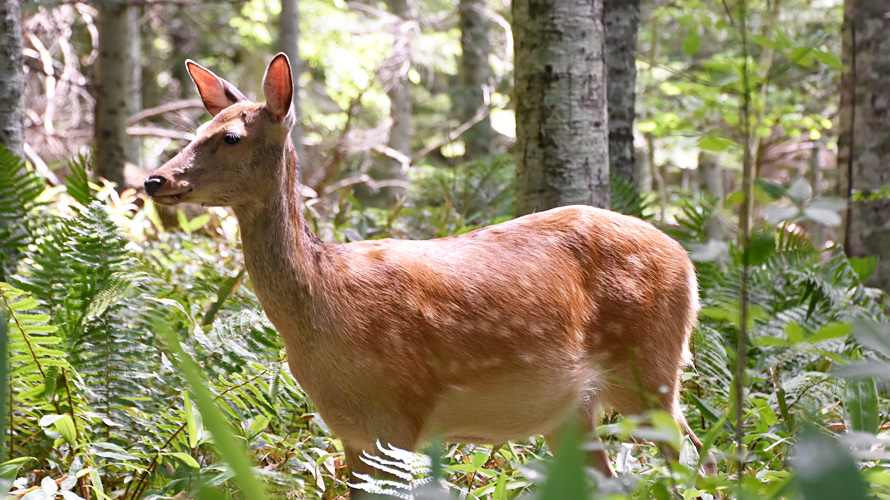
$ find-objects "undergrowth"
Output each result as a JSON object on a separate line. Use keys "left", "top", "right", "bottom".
{"left": 1, "top": 145, "right": 888, "bottom": 500}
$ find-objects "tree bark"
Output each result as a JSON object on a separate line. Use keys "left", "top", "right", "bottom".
{"left": 513, "top": 0, "right": 610, "bottom": 215}
{"left": 170, "top": 15, "right": 197, "bottom": 100}
{"left": 604, "top": 0, "right": 640, "bottom": 186}
{"left": 698, "top": 151, "right": 725, "bottom": 242}
{"left": 126, "top": 6, "right": 142, "bottom": 168}
{"left": 457, "top": 0, "right": 494, "bottom": 160}
{"left": 839, "top": 0, "right": 890, "bottom": 292}
{"left": 279, "top": 0, "right": 303, "bottom": 161}
{"left": 0, "top": 0, "right": 24, "bottom": 157}
{"left": 378, "top": 0, "right": 412, "bottom": 203}
{"left": 95, "top": 2, "right": 130, "bottom": 189}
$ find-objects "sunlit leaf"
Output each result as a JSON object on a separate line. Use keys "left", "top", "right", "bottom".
{"left": 698, "top": 136, "right": 737, "bottom": 152}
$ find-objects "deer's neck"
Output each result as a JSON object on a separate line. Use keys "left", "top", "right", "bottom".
{"left": 233, "top": 141, "right": 327, "bottom": 338}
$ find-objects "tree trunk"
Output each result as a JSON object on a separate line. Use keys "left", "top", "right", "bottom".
{"left": 0, "top": 0, "right": 24, "bottom": 157}
{"left": 457, "top": 0, "right": 494, "bottom": 160}
{"left": 379, "top": 0, "right": 412, "bottom": 203}
{"left": 809, "top": 142, "right": 824, "bottom": 250}
{"left": 95, "top": 2, "right": 130, "bottom": 189}
{"left": 839, "top": 0, "right": 890, "bottom": 292}
{"left": 513, "top": 0, "right": 610, "bottom": 215}
{"left": 170, "top": 16, "right": 197, "bottom": 100}
{"left": 604, "top": 0, "right": 640, "bottom": 186}
{"left": 698, "top": 151, "right": 725, "bottom": 242}
{"left": 279, "top": 0, "right": 303, "bottom": 161}
{"left": 126, "top": 6, "right": 142, "bottom": 168}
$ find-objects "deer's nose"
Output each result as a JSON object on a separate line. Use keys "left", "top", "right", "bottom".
{"left": 144, "top": 176, "right": 166, "bottom": 196}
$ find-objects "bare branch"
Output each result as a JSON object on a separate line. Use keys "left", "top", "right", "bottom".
{"left": 127, "top": 99, "right": 205, "bottom": 126}
{"left": 411, "top": 101, "right": 493, "bottom": 164}
{"left": 126, "top": 126, "right": 195, "bottom": 141}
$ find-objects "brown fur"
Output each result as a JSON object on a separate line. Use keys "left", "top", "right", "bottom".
{"left": 146, "top": 54, "right": 717, "bottom": 493}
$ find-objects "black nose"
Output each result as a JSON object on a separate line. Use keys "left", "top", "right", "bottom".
{"left": 144, "top": 176, "right": 166, "bottom": 196}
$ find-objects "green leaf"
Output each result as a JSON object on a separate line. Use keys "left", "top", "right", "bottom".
{"left": 750, "top": 34, "right": 781, "bottom": 49}
{"left": 811, "top": 49, "right": 844, "bottom": 69}
{"left": 756, "top": 179, "right": 786, "bottom": 200}
{"left": 470, "top": 451, "right": 489, "bottom": 469}
{"left": 180, "top": 213, "right": 211, "bottom": 235}
{"left": 765, "top": 205, "right": 801, "bottom": 225}
{"left": 43, "top": 365, "right": 59, "bottom": 404}
{"left": 844, "top": 378, "right": 879, "bottom": 433}
{"left": 803, "top": 206, "right": 842, "bottom": 227}
{"left": 650, "top": 410, "right": 683, "bottom": 450}
{"left": 789, "top": 47, "right": 814, "bottom": 67}
{"left": 493, "top": 471, "right": 507, "bottom": 500}
{"left": 683, "top": 26, "right": 701, "bottom": 56}
{"left": 682, "top": 487, "right": 702, "bottom": 500}
{"left": 745, "top": 231, "right": 776, "bottom": 266}
{"left": 46, "top": 415, "right": 77, "bottom": 445}
{"left": 793, "top": 425, "right": 869, "bottom": 500}
{"left": 184, "top": 390, "right": 198, "bottom": 449}
{"left": 785, "top": 321, "right": 805, "bottom": 344}
{"left": 851, "top": 319, "right": 890, "bottom": 357}
{"left": 786, "top": 178, "right": 813, "bottom": 204}
{"left": 808, "top": 323, "right": 852, "bottom": 343}
{"left": 848, "top": 257, "right": 878, "bottom": 282}
{"left": 203, "top": 269, "right": 246, "bottom": 326}
{"left": 0, "top": 310, "right": 6, "bottom": 460}
{"left": 541, "top": 422, "right": 589, "bottom": 500}
{"left": 163, "top": 452, "right": 201, "bottom": 469}
{"left": 158, "top": 322, "right": 269, "bottom": 500}
{"left": 698, "top": 135, "right": 737, "bottom": 152}
{"left": 0, "top": 457, "right": 34, "bottom": 497}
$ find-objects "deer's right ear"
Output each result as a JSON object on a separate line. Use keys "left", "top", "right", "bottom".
{"left": 185, "top": 60, "right": 248, "bottom": 117}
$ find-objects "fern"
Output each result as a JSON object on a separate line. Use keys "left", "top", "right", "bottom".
{"left": 610, "top": 173, "right": 652, "bottom": 220}
{"left": 10, "top": 200, "right": 161, "bottom": 446}
{"left": 1, "top": 283, "right": 85, "bottom": 460}
{"left": 0, "top": 146, "right": 45, "bottom": 277}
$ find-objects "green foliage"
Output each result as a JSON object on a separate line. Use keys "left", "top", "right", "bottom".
{"left": 0, "top": 145, "right": 45, "bottom": 276}
{"left": 8, "top": 1, "right": 890, "bottom": 497}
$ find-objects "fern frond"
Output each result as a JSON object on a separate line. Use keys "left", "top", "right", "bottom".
{"left": 610, "top": 173, "right": 652, "bottom": 220}
{"left": 64, "top": 153, "right": 95, "bottom": 207}
{"left": 0, "top": 145, "right": 46, "bottom": 275}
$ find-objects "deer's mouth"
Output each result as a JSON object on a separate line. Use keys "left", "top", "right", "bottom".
{"left": 145, "top": 176, "right": 194, "bottom": 205}
{"left": 150, "top": 192, "right": 189, "bottom": 206}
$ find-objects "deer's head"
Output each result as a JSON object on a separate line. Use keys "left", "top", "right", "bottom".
{"left": 144, "top": 53, "right": 296, "bottom": 207}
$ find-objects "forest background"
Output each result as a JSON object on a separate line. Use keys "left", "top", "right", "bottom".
{"left": 0, "top": 0, "right": 889, "bottom": 498}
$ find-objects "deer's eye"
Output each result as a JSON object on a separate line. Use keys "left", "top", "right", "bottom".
{"left": 223, "top": 133, "right": 241, "bottom": 145}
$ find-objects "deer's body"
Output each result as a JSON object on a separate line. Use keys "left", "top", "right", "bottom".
{"left": 146, "top": 54, "right": 715, "bottom": 493}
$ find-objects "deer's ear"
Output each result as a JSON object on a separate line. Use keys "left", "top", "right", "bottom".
{"left": 186, "top": 60, "right": 248, "bottom": 117}
{"left": 262, "top": 53, "right": 294, "bottom": 125}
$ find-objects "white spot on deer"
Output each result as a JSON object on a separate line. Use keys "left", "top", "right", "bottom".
{"left": 421, "top": 304, "right": 437, "bottom": 322}
{"left": 518, "top": 353, "right": 538, "bottom": 365}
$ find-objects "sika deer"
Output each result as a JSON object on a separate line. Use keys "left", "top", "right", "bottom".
{"left": 145, "top": 53, "right": 717, "bottom": 495}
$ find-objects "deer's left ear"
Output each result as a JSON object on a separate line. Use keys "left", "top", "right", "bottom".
{"left": 262, "top": 53, "right": 294, "bottom": 126}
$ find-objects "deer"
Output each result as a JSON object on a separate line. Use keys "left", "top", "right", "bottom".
{"left": 144, "top": 53, "right": 717, "bottom": 496}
